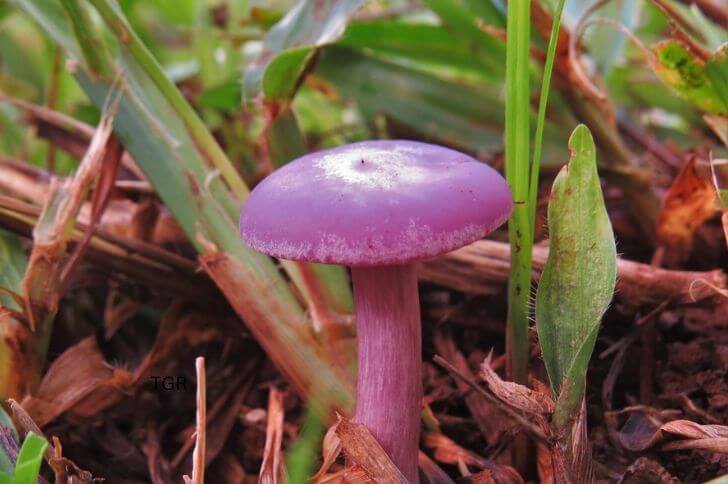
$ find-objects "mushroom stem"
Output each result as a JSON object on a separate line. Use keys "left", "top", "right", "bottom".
{"left": 351, "top": 264, "right": 422, "bottom": 483}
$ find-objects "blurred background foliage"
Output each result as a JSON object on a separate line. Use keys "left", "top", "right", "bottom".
{"left": 0, "top": 0, "right": 724, "bottom": 176}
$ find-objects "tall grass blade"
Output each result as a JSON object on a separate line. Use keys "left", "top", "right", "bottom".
{"left": 529, "top": 0, "right": 567, "bottom": 231}
{"left": 504, "top": 0, "right": 532, "bottom": 385}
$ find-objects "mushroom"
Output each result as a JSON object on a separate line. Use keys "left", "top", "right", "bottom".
{"left": 240, "top": 140, "right": 512, "bottom": 482}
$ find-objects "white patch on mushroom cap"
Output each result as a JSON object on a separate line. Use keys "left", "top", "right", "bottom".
{"left": 313, "top": 145, "right": 431, "bottom": 190}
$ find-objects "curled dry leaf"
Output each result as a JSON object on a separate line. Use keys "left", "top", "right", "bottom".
{"left": 312, "top": 421, "right": 343, "bottom": 481}
{"left": 615, "top": 410, "right": 728, "bottom": 454}
{"left": 421, "top": 432, "right": 523, "bottom": 484}
{"left": 315, "top": 464, "right": 371, "bottom": 484}
{"left": 334, "top": 414, "right": 407, "bottom": 483}
{"left": 480, "top": 355, "right": 555, "bottom": 417}
{"left": 21, "top": 337, "right": 133, "bottom": 427}
{"left": 657, "top": 156, "right": 718, "bottom": 253}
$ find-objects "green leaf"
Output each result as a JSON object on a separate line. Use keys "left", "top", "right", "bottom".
{"left": 652, "top": 39, "right": 728, "bottom": 115}
{"left": 243, "top": 0, "right": 365, "bottom": 102}
{"left": 8, "top": 433, "right": 47, "bottom": 484}
{"left": 316, "top": 47, "right": 504, "bottom": 153}
{"left": 0, "top": 229, "right": 26, "bottom": 311}
{"left": 422, "top": 0, "right": 506, "bottom": 75}
{"left": 705, "top": 44, "right": 728, "bottom": 110}
{"left": 197, "top": 80, "right": 242, "bottom": 112}
{"left": 536, "top": 125, "right": 617, "bottom": 428}
{"left": 338, "top": 21, "right": 490, "bottom": 76}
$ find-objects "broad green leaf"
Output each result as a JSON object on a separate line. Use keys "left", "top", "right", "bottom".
{"left": 338, "top": 21, "right": 489, "bottom": 76}
{"left": 242, "top": 0, "right": 364, "bottom": 102}
{"left": 7, "top": 433, "right": 47, "bottom": 484}
{"left": 316, "top": 46, "right": 504, "bottom": 154}
{"left": 536, "top": 125, "right": 617, "bottom": 428}
{"left": 422, "top": 0, "right": 506, "bottom": 75}
{"left": 652, "top": 39, "right": 728, "bottom": 115}
{"left": 705, "top": 44, "right": 728, "bottom": 110}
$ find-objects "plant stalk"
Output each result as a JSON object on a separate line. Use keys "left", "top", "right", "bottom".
{"left": 351, "top": 265, "right": 421, "bottom": 483}
{"left": 505, "top": 0, "right": 532, "bottom": 386}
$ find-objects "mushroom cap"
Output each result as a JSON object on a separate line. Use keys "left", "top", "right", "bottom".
{"left": 240, "top": 140, "right": 512, "bottom": 267}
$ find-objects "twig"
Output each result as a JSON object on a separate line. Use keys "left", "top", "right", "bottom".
{"left": 419, "top": 240, "right": 727, "bottom": 306}
{"left": 184, "top": 357, "right": 207, "bottom": 484}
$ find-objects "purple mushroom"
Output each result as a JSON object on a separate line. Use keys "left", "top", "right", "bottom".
{"left": 240, "top": 140, "right": 512, "bottom": 482}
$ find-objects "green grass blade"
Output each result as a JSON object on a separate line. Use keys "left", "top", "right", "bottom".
{"left": 505, "top": 0, "right": 532, "bottom": 385}
{"left": 285, "top": 403, "right": 326, "bottom": 484}
{"left": 529, "top": 0, "right": 567, "bottom": 232}
{"left": 58, "top": 0, "right": 111, "bottom": 77}
{"left": 535, "top": 125, "right": 616, "bottom": 429}
{"left": 87, "top": 0, "right": 249, "bottom": 200}
{"left": 7, "top": 433, "right": 47, "bottom": 484}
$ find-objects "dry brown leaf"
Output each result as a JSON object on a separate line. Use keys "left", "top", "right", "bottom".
{"left": 315, "top": 465, "right": 372, "bottom": 484}
{"left": 422, "top": 431, "right": 522, "bottom": 483}
{"left": 335, "top": 415, "right": 407, "bottom": 483}
{"left": 131, "top": 304, "right": 223, "bottom": 386}
{"left": 21, "top": 337, "right": 132, "bottom": 426}
{"left": 259, "top": 387, "right": 286, "bottom": 484}
{"left": 312, "top": 421, "right": 343, "bottom": 481}
{"left": 480, "top": 355, "right": 555, "bottom": 416}
{"left": 615, "top": 410, "right": 728, "bottom": 454}
{"left": 433, "top": 330, "right": 504, "bottom": 447}
{"left": 660, "top": 419, "right": 728, "bottom": 439}
{"left": 422, "top": 431, "right": 487, "bottom": 470}
{"left": 656, "top": 156, "right": 718, "bottom": 252}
